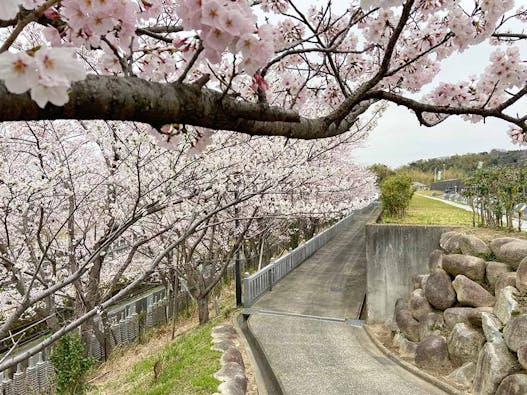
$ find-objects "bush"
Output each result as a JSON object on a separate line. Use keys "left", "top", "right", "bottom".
{"left": 49, "top": 333, "right": 95, "bottom": 395}
{"left": 380, "top": 174, "right": 415, "bottom": 217}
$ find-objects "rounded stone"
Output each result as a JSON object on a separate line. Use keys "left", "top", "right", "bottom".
{"left": 486, "top": 261, "right": 512, "bottom": 289}
{"left": 442, "top": 254, "right": 486, "bottom": 282}
{"left": 447, "top": 323, "right": 485, "bottom": 366}
{"left": 409, "top": 289, "right": 433, "bottom": 321}
{"left": 504, "top": 314, "right": 527, "bottom": 352}
{"left": 424, "top": 268, "right": 456, "bottom": 311}
{"left": 492, "top": 239, "right": 527, "bottom": 269}
{"left": 429, "top": 249, "right": 444, "bottom": 270}
{"left": 516, "top": 256, "right": 527, "bottom": 293}
{"left": 452, "top": 275, "right": 495, "bottom": 308}
{"left": 496, "top": 374, "right": 527, "bottom": 395}
{"left": 415, "top": 335, "right": 451, "bottom": 371}
{"left": 517, "top": 342, "right": 527, "bottom": 370}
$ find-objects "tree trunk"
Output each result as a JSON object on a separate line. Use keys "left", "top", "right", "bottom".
{"left": 197, "top": 294, "right": 209, "bottom": 325}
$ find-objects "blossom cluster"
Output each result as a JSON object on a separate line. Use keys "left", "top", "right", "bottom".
{"left": 0, "top": 0, "right": 42, "bottom": 20}
{"left": 61, "top": 0, "right": 137, "bottom": 49}
{"left": 175, "top": 0, "right": 274, "bottom": 74}
{"left": 0, "top": 47, "right": 85, "bottom": 108}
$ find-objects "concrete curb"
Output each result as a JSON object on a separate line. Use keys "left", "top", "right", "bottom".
{"left": 363, "top": 325, "right": 464, "bottom": 395}
{"left": 233, "top": 313, "right": 284, "bottom": 395}
{"left": 232, "top": 313, "right": 267, "bottom": 395}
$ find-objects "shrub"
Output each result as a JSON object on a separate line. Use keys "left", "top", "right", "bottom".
{"left": 380, "top": 174, "right": 415, "bottom": 217}
{"left": 49, "top": 333, "right": 95, "bottom": 395}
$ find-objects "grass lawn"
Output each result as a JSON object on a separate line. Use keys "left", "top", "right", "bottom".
{"left": 382, "top": 194, "right": 474, "bottom": 226}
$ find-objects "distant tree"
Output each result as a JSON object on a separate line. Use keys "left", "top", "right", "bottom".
{"left": 369, "top": 164, "right": 395, "bottom": 185}
{"left": 380, "top": 174, "right": 414, "bottom": 218}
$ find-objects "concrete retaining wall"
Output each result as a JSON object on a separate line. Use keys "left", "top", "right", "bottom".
{"left": 365, "top": 224, "right": 458, "bottom": 323}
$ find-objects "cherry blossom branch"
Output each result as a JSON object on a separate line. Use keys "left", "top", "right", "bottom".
{"left": 0, "top": 0, "right": 60, "bottom": 53}
{"left": 368, "top": 90, "right": 527, "bottom": 132}
{"left": 492, "top": 33, "right": 527, "bottom": 41}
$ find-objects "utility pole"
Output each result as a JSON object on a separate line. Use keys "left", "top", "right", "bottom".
{"left": 234, "top": 188, "right": 242, "bottom": 307}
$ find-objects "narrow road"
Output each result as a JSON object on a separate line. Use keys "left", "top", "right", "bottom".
{"left": 247, "top": 206, "right": 447, "bottom": 395}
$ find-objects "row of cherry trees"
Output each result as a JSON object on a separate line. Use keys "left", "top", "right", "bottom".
{"left": 0, "top": 119, "right": 376, "bottom": 371}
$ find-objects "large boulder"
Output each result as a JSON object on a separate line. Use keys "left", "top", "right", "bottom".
{"left": 496, "top": 374, "right": 527, "bottom": 395}
{"left": 492, "top": 239, "right": 527, "bottom": 269}
{"left": 481, "top": 312, "right": 503, "bottom": 343}
{"left": 459, "top": 235, "right": 491, "bottom": 257}
{"left": 494, "top": 286, "right": 521, "bottom": 325}
{"left": 452, "top": 275, "right": 495, "bottom": 308}
{"left": 444, "top": 307, "right": 475, "bottom": 330}
{"left": 408, "top": 289, "right": 433, "bottom": 321}
{"left": 442, "top": 254, "right": 486, "bottom": 282}
{"left": 393, "top": 333, "right": 418, "bottom": 359}
{"left": 443, "top": 307, "right": 492, "bottom": 330}
{"left": 447, "top": 323, "right": 485, "bottom": 366}
{"left": 415, "top": 335, "right": 451, "bottom": 371}
{"left": 394, "top": 299, "right": 420, "bottom": 342}
{"left": 412, "top": 274, "right": 428, "bottom": 290}
{"left": 490, "top": 237, "right": 520, "bottom": 258}
{"left": 425, "top": 269, "right": 456, "bottom": 310}
{"left": 440, "top": 231, "right": 464, "bottom": 253}
{"left": 429, "top": 249, "right": 443, "bottom": 270}
{"left": 517, "top": 342, "right": 527, "bottom": 370}
{"left": 486, "top": 261, "right": 512, "bottom": 289}
{"left": 516, "top": 256, "right": 527, "bottom": 292}
{"left": 504, "top": 314, "right": 527, "bottom": 352}
{"left": 495, "top": 272, "right": 518, "bottom": 293}
{"left": 467, "top": 307, "right": 494, "bottom": 328}
{"left": 419, "top": 312, "right": 444, "bottom": 341}
{"left": 472, "top": 339, "right": 521, "bottom": 395}
{"left": 440, "top": 232, "right": 490, "bottom": 257}
{"left": 447, "top": 362, "right": 476, "bottom": 389}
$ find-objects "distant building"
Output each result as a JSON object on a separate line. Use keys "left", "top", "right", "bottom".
{"left": 430, "top": 179, "right": 464, "bottom": 192}
{"left": 412, "top": 182, "right": 428, "bottom": 190}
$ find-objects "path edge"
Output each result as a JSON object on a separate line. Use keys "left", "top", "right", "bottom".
{"left": 363, "top": 324, "right": 464, "bottom": 395}
{"left": 232, "top": 312, "right": 285, "bottom": 395}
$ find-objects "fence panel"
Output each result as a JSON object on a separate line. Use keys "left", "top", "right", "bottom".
{"left": 243, "top": 205, "right": 371, "bottom": 307}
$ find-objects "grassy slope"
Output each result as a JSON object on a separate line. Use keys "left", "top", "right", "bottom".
{"left": 382, "top": 194, "right": 473, "bottom": 226}
{"left": 89, "top": 318, "right": 222, "bottom": 395}
{"left": 89, "top": 285, "right": 239, "bottom": 395}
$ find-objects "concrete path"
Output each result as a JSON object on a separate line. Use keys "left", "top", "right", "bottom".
{"left": 247, "top": 206, "right": 447, "bottom": 395}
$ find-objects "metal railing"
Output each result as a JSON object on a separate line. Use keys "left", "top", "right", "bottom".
{"left": 243, "top": 205, "right": 371, "bottom": 306}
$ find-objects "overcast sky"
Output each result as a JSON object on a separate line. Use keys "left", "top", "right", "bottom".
{"left": 352, "top": 29, "right": 525, "bottom": 169}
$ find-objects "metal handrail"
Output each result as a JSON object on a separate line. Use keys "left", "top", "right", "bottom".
{"left": 243, "top": 205, "right": 370, "bottom": 307}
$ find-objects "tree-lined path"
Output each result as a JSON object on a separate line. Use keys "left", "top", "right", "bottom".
{"left": 246, "top": 206, "right": 446, "bottom": 395}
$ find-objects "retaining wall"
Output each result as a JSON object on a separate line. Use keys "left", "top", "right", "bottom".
{"left": 365, "top": 224, "right": 458, "bottom": 323}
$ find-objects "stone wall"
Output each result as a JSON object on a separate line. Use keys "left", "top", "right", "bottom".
{"left": 389, "top": 231, "right": 527, "bottom": 394}
{"left": 365, "top": 224, "right": 458, "bottom": 323}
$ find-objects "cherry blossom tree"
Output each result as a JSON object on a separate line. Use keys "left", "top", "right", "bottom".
{"left": 0, "top": 0, "right": 525, "bottom": 143}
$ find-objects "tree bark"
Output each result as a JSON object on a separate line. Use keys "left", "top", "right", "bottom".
{"left": 197, "top": 294, "right": 209, "bottom": 325}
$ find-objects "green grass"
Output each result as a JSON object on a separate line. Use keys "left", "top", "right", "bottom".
{"left": 90, "top": 319, "right": 222, "bottom": 395}
{"left": 382, "top": 194, "right": 474, "bottom": 225}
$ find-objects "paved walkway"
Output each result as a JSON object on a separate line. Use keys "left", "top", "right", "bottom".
{"left": 247, "top": 206, "right": 446, "bottom": 395}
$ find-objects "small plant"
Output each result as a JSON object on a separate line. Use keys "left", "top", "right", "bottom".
{"left": 49, "top": 333, "right": 95, "bottom": 395}
{"left": 479, "top": 251, "right": 496, "bottom": 261}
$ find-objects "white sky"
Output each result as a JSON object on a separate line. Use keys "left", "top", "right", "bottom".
{"left": 352, "top": 7, "right": 527, "bottom": 168}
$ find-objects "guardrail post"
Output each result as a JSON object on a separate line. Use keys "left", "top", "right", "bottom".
{"left": 243, "top": 272, "right": 251, "bottom": 306}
